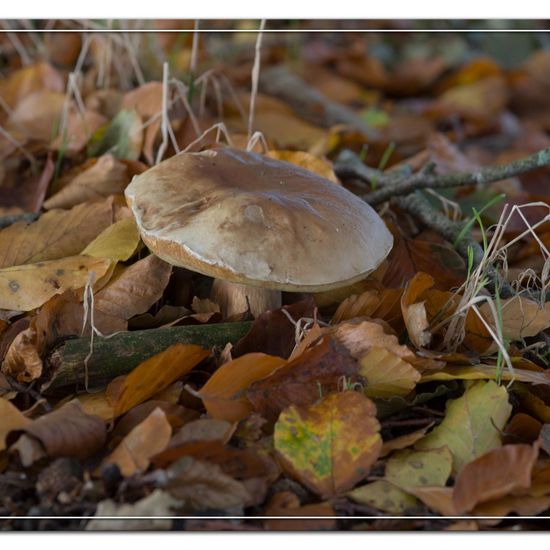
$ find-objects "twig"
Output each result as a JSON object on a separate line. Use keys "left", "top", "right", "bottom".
{"left": 335, "top": 148, "right": 550, "bottom": 207}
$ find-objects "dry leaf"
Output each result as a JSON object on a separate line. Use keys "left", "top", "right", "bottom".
{"left": 0, "top": 199, "right": 116, "bottom": 269}
{"left": 0, "top": 398, "right": 31, "bottom": 451}
{"left": 104, "top": 407, "right": 172, "bottom": 477}
{"left": 198, "top": 353, "right": 286, "bottom": 422}
{"left": 348, "top": 480, "right": 418, "bottom": 514}
{"left": 163, "top": 456, "right": 251, "bottom": 511}
{"left": 452, "top": 443, "right": 539, "bottom": 513}
{"left": 10, "top": 401, "right": 105, "bottom": 460}
{"left": 94, "top": 255, "right": 172, "bottom": 320}
{"left": 248, "top": 338, "right": 359, "bottom": 423}
{"left": 81, "top": 217, "right": 140, "bottom": 263}
{"left": 266, "top": 150, "right": 338, "bottom": 183}
{"left": 359, "top": 347, "right": 421, "bottom": 397}
{"left": 401, "top": 272, "right": 435, "bottom": 348}
{"left": 112, "top": 344, "right": 209, "bottom": 417}
{"left": 0, "top": 255, "right": 111, "bottom": 311}
{"left": 44, "top": 155, "right": 130, "bottom": 210}
{"left": 380, "top": 424, "right": 434, "bottom": 458}
{"left": 274, "top": 391, "right": 382, "bottom": 497}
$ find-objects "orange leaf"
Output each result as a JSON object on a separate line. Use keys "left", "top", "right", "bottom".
{"left": 112, "top": 344, "right": 209, "bottom": 417}
{"left": 198, "top": 353, "right": 286, "bottom": 423}
{"left": 401, "top": 272, "right": 435, "bottom": 348}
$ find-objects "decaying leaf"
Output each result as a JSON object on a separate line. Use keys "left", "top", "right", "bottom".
{"left": 274, "top": 391, "right": 382, "bottom": 497}
{"left": 415, "top": 381, "right": 513, "bottom": 474}
{"left": 401, "top": 272, "right": 435, "bottom": 348}
{"left": 266, "top": 150, "right": 338, "bottom": 183}
{"left": 0, "top": 397, "right": 31, "bottom": 451}
{"left": 0, "top": 255, "right": 111, "bottom": 311}
{"left": 248, "top": 338, "right": 359, "bottom": 422}
{"left": 385, "top": 447, "right": 453, "bottom": 489}
{"left": 198, "top": 353, "right": 286, "bottom": 422}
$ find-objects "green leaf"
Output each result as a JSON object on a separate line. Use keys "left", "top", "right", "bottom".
{"left": 349, "top": 480, "right": 419, "bottom": 514}
{"left": 415, "top": 380, "right": 512, "bottom": 474}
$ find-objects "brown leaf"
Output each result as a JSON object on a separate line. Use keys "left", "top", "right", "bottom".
{"left": 233, "top": 297, "right": 316, "bottom": 359}
{"left": 452, "top": 444, "right": 539, "bottom": 513}
{"left": 163, "top": 456, "right": 251, "bottom": 511}
{"left": 332, "top": 287, "right": 404, "bottom": 332}
{"left": 0, "top": 199, "right": 116, "bottom": 269}
{"left": 94, "top": 255, "right": 172, "bottom": 320}
{"left": 44, "top": 155, "right": 130, "bottom": 210}
{"left": 380, "top": 423, "right": 435, "bottom": 458}
{"left": 104, "top": 407, "right": 172, "bottom": 477}
{"left": 168, "top": 418, "right": 235, "bottom": 449}
{"left": 10, "top": 401, "right": 106, "bottom": 460}
{"left": 248, "top": 338, "right": 359, "bottom": 423}
{"left": 198, "top": 353, "right": 286, "bottom": 422}
{"left": 3, "top": 290, "right": 126, "bottom": 382}
{"left": 266, "top": 150, "right": 338, "bottom": 183}
{"left": 111, "top": 343, "right": 210, "bottom": 417}
{"left": 401, "top": 272, "right": 435, "bottom": 348}
{"left": 50, "top": 110, "right": 108, "bottom": 154}
{"left": 0, "top": 398, "right": 31, "bottom": 451}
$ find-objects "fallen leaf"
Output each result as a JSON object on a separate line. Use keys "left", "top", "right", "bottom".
{"left": 0, "top": 398, "right": 31, "bottom": 451}
{"left": 162, "top": 456, "right": 251, "bottom": 512}
{"left": 385, "top": 447, "right": 453, "bottom": 489}
{"left": 87, "top": 109, "right": 143, "bottom": 160}
{"left": 472, "top": 494, "right": 550, "bottom": 518}
{"left": 415, "top": 380, "right": 513, "bottom": 474}
{"left": 0, "top": 255, "right": 111, "bottom": 311}
{"left": 0, "top": 199, "right": 116, "bottom": 269}
{"left": 233, "top": 297, "right": 316, "bottom": 359}
{"left": 359, "top": 347, "right": 421, "bottom": 398}
{"left": 452, "top": 443, "right": 539, "bottom": 513}
{"left": 248, "top": 338, "right": 359, "bottom": 423}
{"left": 331, "top": 287, "right": 404, "bottom": 331}
{"left": 9, "top": 401, "right": 105, "bottom": 460}
{"left": 50, "top": 110, "right": 108, "bottom": 154}
{"left": 81, "top": 217, "right": 141, "bottom": 263}
{"left": 198, "top": 353, "right": 286, "bottom": 422}
{"left": 168, "top": 418, "right": 235, "bottom": 448}
{"left": 274, "top": 391, "right": 382, "bottom": 497}
{"left": 112, "top": 343, "right": 209, "bottom": 417}
{"left": 401, "top": 272, "right": 435, "bottom": 348}
{"left": 104, "top": 407, "right": 172, "bottom": 476}
{"left": 43, "top": 155, "right": 130, "bottom": 210}
{"left": 380, "top": 424, "right": 435, "bottom": 458}
{"left": 348, "top": 480, "right": 418, "bottom": 514}
{"left": 94, "top": 255, "right": 172, "bottom": 320}
{"left": 406, "top": 486, "right": 456, "bottom": 516}
{"left": 0, "top": 62, "right": 64, "bottom": 108}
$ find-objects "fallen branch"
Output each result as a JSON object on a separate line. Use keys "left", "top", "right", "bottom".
{"left": 335, "top": 147, "right": 550, "bottom": 207}
{"left": 43, "top": 321, "right": 252, "bottom": 393}
{"left": 259, "top": 66, "right": 379, "bottom": 140}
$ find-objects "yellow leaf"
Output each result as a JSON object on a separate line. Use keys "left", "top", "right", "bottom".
{"left": 112, "top": 344, "right": 209, "bottom": 417}
{"left": 0, "top": 255, "right": 111, "bottom": 311}
{"left": 274, "top": 391, "right": 382, "bottom": 497}
{"left": 359, "top": 346, "right": 421, "bottom": 397}
{"left": 82, "top": 217, "right": 140, "bottom": 262}
{"left": 198, "top": 353, "right": 286, "bottom": 422}
{"left": 415, "top": 381, "right": 512, "bottom": 474}
{"left": 421, "top": 365, "right": 550, "bottom": 385}
{"left": 385, "top": 447, "right": 453, "bottom": 489}
{"left": 348, "top": 480, "right": 418, "bottom": 514}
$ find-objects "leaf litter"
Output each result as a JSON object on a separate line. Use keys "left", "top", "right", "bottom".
{"left": 3, "top": 22, "right": 550, "bottom": 532}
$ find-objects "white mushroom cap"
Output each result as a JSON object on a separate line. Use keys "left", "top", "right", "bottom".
{"left": 124, "top": 147, "right": 393, "bottom": 292}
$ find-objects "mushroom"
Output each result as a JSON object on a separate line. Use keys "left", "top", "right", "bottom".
{"left": 124, "top": 147, "right": 393, "bottom": 317}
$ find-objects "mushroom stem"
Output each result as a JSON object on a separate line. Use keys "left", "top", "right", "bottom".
{"left": 210, "top": 279, "right": 282, "bottom": 318}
